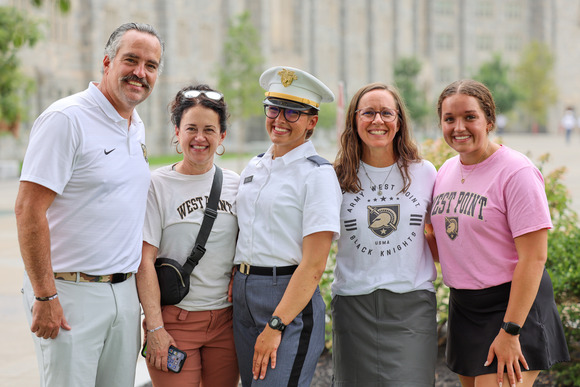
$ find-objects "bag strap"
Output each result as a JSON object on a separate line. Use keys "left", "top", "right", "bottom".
{"left": 182, "top": 165, "right": 223, "bottom": 273}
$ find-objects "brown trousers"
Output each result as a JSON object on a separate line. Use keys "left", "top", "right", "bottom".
{"left": 147, "top": 305, "right": 239, "bottom": 387}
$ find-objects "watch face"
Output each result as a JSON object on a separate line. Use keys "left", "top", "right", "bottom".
{"left": 269, "top": 316, "right": 285, "bottom": 331}
{"left": 503, "top": 322, "right": 521, "bottom": 335}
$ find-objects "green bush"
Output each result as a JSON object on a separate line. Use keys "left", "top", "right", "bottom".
{"left": 538, "top": 156, "right": 580, "bottom": 384}
{"left": 545, "top": 222, "right": 580, "bottom": 384}
{"left": 320, "top": 242, "right": 337, "bottom": 351}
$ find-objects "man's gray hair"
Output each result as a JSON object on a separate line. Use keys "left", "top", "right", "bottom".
{"left": 104, "top": 22, "right": 165, "bottom": 74}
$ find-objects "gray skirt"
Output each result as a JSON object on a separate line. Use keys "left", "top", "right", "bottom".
{"left": 331, "top": 288, "right": 438, "bottom": 386}
{"left": 447, "top": 269, "right": 570, "bottom": 376}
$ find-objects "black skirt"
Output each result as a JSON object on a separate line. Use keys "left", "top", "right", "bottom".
{"left": 446, "top": 269, "right": 570, "bottom": 376}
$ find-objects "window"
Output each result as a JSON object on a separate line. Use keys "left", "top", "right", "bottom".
{"left": 476, "top": 35, "right": 493, "bottom": 50}
{"left": 506, "top": 1, "right": 522, "bottom": 19}
{"left": 506, "top": 35, "right": 522, "bottom": 51}
{"left": 476, "top": 0, "right": 493, "bottom": 17}
{"left": 436, "top": 33, "right": 454, "bottom": 50}
{"left": 435, "top": 0, "right": 454, "bottom": 15}
{"left": 438, "top": 67, "right": 454, "bottom": 83}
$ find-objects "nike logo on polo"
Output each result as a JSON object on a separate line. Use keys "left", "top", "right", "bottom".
{"left": 104, "top": 148, "right": 116, "bottom": 155}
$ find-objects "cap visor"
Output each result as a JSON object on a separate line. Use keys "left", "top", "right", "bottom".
{"left": 263, "top": 97, "right": 312, "bottom": 111}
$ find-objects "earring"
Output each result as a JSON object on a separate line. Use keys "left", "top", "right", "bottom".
{"left": 216, "top": 144, "right": 225, "bottom": 156}
{"left": 175, "top": 143, "right": 182, "bottom": 154}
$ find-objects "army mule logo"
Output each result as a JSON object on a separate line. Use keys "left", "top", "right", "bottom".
{"left": 367, "top": 205, "right": 399, "bottom": 237}
{"left": 445, "top": 217, "right": 458, "bottom": 240}
{"left": 278, "top": 68, "right": 298, "bottom": 87}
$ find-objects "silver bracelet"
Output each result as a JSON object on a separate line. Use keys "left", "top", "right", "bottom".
{"left": 147, "top": 325, "right": 164, "bottom": 333}
{"left": 35, "top": 293, "right": 58, "bottom": 301}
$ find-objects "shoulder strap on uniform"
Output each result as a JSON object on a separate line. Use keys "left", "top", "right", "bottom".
{"left": 257, "top": 153, "right": 265, "bottom": 158}
{"left": 306, "top": 155, "right": 331, "bottom": 166}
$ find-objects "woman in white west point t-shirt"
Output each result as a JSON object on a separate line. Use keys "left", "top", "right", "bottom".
{"left": 137, "top": 85, "right": 240, "bottom": 386}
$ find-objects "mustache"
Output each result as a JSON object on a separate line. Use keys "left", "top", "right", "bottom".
{"left": 121, "top": 75, "right": 150, "bottom": 90}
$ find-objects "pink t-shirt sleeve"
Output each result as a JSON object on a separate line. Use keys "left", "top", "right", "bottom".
{"left": 504, "top": 165, "right": 552, "bottom": 238}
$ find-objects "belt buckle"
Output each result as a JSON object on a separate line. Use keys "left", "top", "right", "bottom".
{"left": 111, "top": 273, "right": 123, "bottom": 283}
{"left": 110, "top": 273, "right": 130, "bottom": 284}
{"left": 239, "top": 263, "right": 251, "bottom": 275}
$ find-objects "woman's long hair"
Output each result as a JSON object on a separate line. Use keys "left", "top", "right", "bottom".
{"left": 334, "top": 83, "right": 421, "bottom": 193}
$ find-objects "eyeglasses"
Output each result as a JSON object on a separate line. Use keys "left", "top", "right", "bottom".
{"left": 264, "top": 105, "right": 312, "bottom": 123}
{"left": 182, "top": 90, "right": 223, "bottom": 101}
{"left": 356, "top": 108, "right": 399, "bottom": 122}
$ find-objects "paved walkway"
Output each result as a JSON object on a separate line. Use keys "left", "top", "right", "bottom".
{"left": 0, "top": 132, "right": 578, "bottom": 386}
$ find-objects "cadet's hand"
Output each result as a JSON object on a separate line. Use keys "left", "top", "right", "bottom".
{"left": 252, "top": 326, "right": 282, "bottom": 380}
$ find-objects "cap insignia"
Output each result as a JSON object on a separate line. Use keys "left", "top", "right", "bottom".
{"left": 278, "top": 69, "right": 298, "bottom": 87}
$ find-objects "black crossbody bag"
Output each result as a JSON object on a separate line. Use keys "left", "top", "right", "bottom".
{"left": 154, "top": 166, "right": 223, "bottom": 306}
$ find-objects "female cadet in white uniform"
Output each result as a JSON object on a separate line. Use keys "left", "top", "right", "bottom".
{"left": 233, "top": 66, "right": 342, "bottom": 387}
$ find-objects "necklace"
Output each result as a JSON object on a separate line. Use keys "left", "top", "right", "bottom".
{"left": 361, "top": 162, "right": 396, "bottom": 196}
{"left": 460, "top": 142, "right": 490, "bottom": 184}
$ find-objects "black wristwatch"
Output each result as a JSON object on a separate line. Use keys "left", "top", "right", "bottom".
{"left": 501, "top": 321, "right": 521, "bottom": 335}
{"left": 268, "top": 316, "right": 286, "bottom": 332}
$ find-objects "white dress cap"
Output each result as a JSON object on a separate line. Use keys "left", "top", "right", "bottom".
{"left": 259, "top": 66, "right": 335, "bottom": 110}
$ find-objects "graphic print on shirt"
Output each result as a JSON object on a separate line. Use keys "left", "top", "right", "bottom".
{"left": 176, "top": 196, "right": 235, "bottom": 219}
{"left": 445, "top": 217, "right": 458, "bottom": 240}
{"left": 367, "top": 205, "right": 399, "bottom": 237}
{"left": 431, "top": 190, "right": 488, "bottom": 240}
{"left": 342, "top": 187, "right": 425, "bottom": 257}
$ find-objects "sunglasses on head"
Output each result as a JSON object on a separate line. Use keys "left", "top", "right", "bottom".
{"left": 182, "top": 90, "right": 223, "bottom": 101}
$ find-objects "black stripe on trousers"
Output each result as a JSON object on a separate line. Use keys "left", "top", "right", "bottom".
{"left": 288, "top": 299, "right": 314, "bottom": 387}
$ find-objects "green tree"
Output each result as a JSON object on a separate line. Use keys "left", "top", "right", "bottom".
{"left": 217, "top": 11, "right": 264, "bottom": 121}
{"left": 393, "top": 57, "right": 430, "bottom": 129}
{"left": 514, "top": 41, "right": 557, "bottom": 130}
{"left": 31, "top": 0, "right": 71, "bottom": 11}
{"left": 472, "top": 53, "right": 519, "bottom": 114}
{"left": 216, "top": 11, "right": 265, "bottom": 153}
{"left": 316, "top": 101, "right": 337, "bottom": 130}
{"left": 0, "top": 7, "right": 42, "bottom": 136}
{"left": 0, "top": 1, "right": 70, "bottom": 136}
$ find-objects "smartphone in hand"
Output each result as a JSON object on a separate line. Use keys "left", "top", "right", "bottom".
{"left": 167, "top": 345, "right": 187, "bottom": 373}
{"left": 141, "top": 342, "right": 187, "bottom": 373}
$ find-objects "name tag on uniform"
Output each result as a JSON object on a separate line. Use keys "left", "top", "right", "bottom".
{"left": 244, "top": 176, "right": 253, "bottom": 184}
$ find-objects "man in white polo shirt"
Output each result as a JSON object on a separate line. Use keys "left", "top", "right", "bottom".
{"left": 15, "top": 23, "right": 164, "bottom": 387}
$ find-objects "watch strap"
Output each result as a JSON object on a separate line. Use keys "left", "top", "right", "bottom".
{"left": 501, "top": 321, "right": 521, "bottom": 335}
{"left": 268, "top": 316, "right": 286, "bottom": 331}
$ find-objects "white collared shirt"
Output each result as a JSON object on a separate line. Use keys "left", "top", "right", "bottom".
{"left": 20, "top": 82, "right": 151, "bottom": 274}
{"left": 234, "top": 141, "right": 341, "bottom": 267}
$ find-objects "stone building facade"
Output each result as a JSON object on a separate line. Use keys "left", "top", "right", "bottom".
{"left": 2, "top": 0, "right": 579, "bottom": 159}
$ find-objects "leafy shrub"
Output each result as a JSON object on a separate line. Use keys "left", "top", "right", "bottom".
{"left": 320, "top": 242, "right": 337, "bottom": 350}
{"left": 537, "top": 155, "right": 580, "bottom": 384}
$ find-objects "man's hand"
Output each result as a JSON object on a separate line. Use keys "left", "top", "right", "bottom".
{"left": 31, "top": 299, "right": 71, "bottom": 339}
